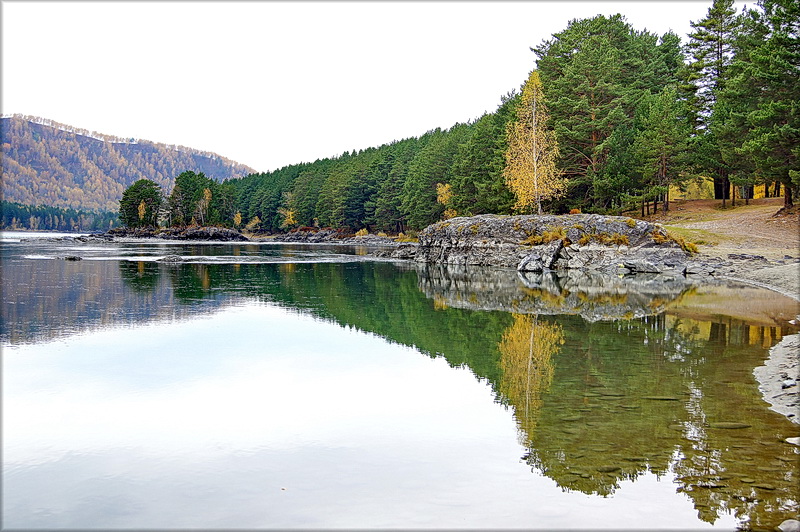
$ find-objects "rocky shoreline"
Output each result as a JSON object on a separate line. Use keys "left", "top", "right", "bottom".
{"left": 105, "top": 226, "right": 249, "bottom": 241}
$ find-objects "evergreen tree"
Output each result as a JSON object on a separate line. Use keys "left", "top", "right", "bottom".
{"left": 534, "top": 15, "right": 680, "bottom": 211}
{"left": 684, "top": 0, "right": 740, "bottom": 205}
{"left": 631, "top": 86, "right": 688, "bottom": 212}
{"left": 119, "top": 178, "right": 162, "bottom": 228}
{"left": 733, "top": 0, "right": 799, "bottom": 207}
{"left": 450, "top": 96, "right": 516, "bottom": 216}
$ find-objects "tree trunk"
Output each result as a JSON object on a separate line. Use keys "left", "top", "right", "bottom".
{"left": 786, "top": 184, "right": 794, "bottom": 207}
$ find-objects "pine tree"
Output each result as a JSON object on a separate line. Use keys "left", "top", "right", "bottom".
{"left": 119, "top": 178, "right": 162, "bottom": 228}
{"left": 733, "top": 0, "right": 799, "bottom": 207}
{"left": 684, "top": 0, "right": 740, "bottom": 206}
{"left": 503, "top": 70, "right": 563, "bottom": 214}
{"left": 632, "top": 86, "right": 688, "bottom": 212}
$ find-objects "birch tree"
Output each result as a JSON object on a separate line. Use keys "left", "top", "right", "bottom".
{"left": 503, "top": 70, "right": 564, "bottom": 214}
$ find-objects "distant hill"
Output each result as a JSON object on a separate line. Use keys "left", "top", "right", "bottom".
{"left": 0, "top": 115, "right": 256, "bottom": 212}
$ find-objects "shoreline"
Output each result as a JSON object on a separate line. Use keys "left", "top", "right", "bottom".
{"left": 659, "top": 257, "right": 800, "bottom": 425}
{"left": 753, "top": 334, "right": 800, "bottom": 425}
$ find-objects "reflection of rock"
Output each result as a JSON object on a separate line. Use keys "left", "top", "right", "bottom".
{"left": 411, "top": 214, "right": 689, "bottom": 274}
{"left": 415, "top": 263, "right": 694, "bottom": 322}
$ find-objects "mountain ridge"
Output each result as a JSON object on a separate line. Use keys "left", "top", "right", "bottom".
{"left": 1, "top": 115, "right": 256, "bottom": 212}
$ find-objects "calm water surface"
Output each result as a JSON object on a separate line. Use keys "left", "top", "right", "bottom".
{"left": 2, "top": 232, "right": 799, "bottom": 529}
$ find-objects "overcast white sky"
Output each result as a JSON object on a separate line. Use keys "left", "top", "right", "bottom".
{"left": 3, "top": 1, "right": 726, "bottom": 173}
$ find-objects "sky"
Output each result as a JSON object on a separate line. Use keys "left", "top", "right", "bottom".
{"left": 2, "top": 1, "right": 726, "bottom": 174}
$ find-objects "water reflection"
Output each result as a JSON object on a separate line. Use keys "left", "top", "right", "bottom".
{"left": 498, "top": 315, "right": 562, "bottom": 441}
{"left": 2, "top": 238, "right": 799, "bottom": 529}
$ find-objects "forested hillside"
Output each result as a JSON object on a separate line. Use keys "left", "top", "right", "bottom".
{"left": 1, "top": 115, "right": 255, "bottom": 212}
{"left": 220, "top": 1, "right": 796, "bottom": 233}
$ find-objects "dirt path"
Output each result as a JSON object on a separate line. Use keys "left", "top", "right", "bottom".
{"left": 644, "top": 197, "right": 799, "bottom": 259}
{"left": 642, "top": 197, "right": 800, "bottom": 301}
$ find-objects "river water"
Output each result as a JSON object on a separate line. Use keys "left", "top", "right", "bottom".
{"left": 2, "top": 232, "right": 798, "bottom": 529}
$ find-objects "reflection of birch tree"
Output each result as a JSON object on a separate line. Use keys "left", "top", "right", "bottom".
{"left": 498, "top": 314, "right": 563, "bottom": 444}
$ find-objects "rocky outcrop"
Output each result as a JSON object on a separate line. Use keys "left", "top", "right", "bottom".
{"left": 390, "top": 214, "right": 691, "bottom": 275}
{"left": 107, "top": 226, "right": 249, "bottom": 241}
{"left": 263, "top": 228, "right": 397, "bottom": 246}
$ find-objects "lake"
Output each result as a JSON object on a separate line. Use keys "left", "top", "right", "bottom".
{"left": 2, "top": 232, "right": 799, "bottom": 529}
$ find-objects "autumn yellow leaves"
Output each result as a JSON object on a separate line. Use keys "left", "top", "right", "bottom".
{"left": 503, "top": 70, "right": 565, "bottom": 215}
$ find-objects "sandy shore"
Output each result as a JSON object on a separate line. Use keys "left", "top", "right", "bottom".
{"left": 724, "top": 261, "right": 800, "bottom": 425}
{"left": 753, "top": 334, "right": 800, "bottom": 425}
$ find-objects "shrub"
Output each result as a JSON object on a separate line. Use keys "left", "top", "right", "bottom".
{"left": 542, "top": 226, "right": 567, "bottom": 243}
{"left": 650, "top": 229, "right": 699, "bottom": 253}
{"left": 396, "top": 232, "right": 419, "bottom": 243}
{"left": 522, "top": 234, "right": 544, "bottom": 246}
{"left": 625, "top": 218, "right": 637, "bottom": 228}
{"left": 592, "top": 232, "right": 612, "bottom": 245}
{"left": 650, "top": 230, "right": 670, "bottom": 244}
{"left": 569, "top": 208, "right": 581, "bottom": 214}
{"left": 355, "top": 228, "right": 369, "bottom": 237}
{"left": 610, "top": 232, "right": 629, "bottom": 246}
{"left": 578, "top": 234, "right": 592, "bottom": 246}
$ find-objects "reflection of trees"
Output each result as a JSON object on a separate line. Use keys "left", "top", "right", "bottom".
{"left": 498, "top": 315, "right": 562, "bottom": 444}
{"left": 519, "top": 314, "right": 799, "bottom": 527}
{"left": 118, "top": 261, "right": 161, "bottom": 292}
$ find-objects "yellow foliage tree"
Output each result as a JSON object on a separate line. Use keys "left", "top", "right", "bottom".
{"left": 436, "top": 182, "right": 457, "bottom": 219}
{"left": 498, "top": 314, "right": 564, "bottom": 444}
{"left": 137, "top": 200, "right": 146, "bottom": 222}
{"left": 278, "top": 207, "right": 297, "bottom": 229}
{"left": 233, "top": 211, "right": 242, "bottom": 228}
{"left": 277, "top": 191, "right": 298, "bottom": 229}
{"left": 245, "top": 215, "right": 261, "bottom": 232}
{"left": 504, "top": 70, "right": 564, "bottom": 214}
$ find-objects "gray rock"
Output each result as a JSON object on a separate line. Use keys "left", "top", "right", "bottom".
{"left": 518, "top": 239, "right": 563, "bottom": 272}
{"left": 777, "top": 519, "right": 800, "bottom": 532}
{"left": 414, "top": 214, "right": 689, "bottom": 275}
{"left": 60, "top": 255, "right": 82, "bottom": 261}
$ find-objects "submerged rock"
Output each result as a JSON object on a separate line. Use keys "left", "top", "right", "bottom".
{"left": 708, "top": 422, "right": 752, "bottom": 429}
{"left": 777, "top": 519, "right": 800, "bottom": 532}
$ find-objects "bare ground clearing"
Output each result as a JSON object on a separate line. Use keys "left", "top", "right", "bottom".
{"left": 642, "top": 197, "right": 799, "bottom": 301}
